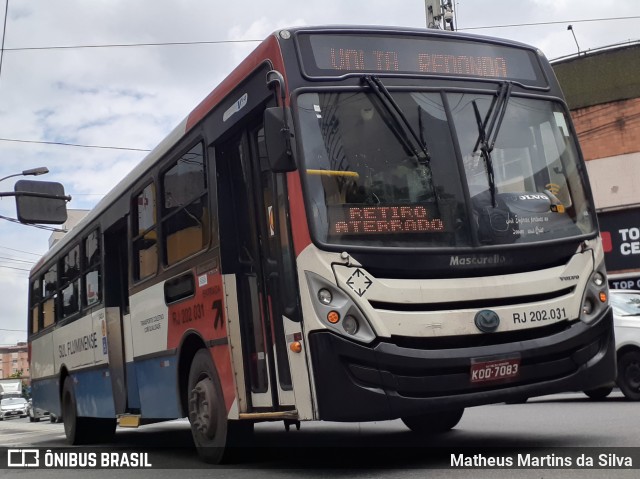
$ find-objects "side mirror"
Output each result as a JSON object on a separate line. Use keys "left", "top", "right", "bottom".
{"left": 14, "top": 180, "right": 69, "bottom": 224}
{"left": 264, "top": 107, "right": 296, "bottom": 173}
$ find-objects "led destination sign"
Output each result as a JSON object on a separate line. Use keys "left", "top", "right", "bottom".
{"left": 298, "top": 33, "right": 545, "bottom": 86}
{"left": 329, "top": 204, "right": 446, "bottom": 236}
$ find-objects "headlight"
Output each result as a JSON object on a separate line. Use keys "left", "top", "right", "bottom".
{"left": 318, "top": 289, "right": 333, "bottom": 305}
{"left": 343, "top": 315, "right": 359, "bottom": 335}
{"left": 305, "top": 271, "right": 376, "bottom": 343}
{"left": 580, "top": 261, "right": 609, "bottom": 324}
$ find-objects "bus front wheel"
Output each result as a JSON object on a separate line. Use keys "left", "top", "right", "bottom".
{"left": 401, "top": 408, "right": 464, "bottom": 434}
{"left": 584, "top": 386, "right": 613, "bottom": 400}
{"left": 188, "top": 349, "right": 229, "bottom": 463}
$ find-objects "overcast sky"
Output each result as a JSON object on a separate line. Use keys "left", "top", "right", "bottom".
{"left": 1, "top": 0, "right": 639, "bottom": 347}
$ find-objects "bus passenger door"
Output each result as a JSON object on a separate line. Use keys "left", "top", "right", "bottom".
{"left": 216, "top": 122, "right": 294, "bottom": 412}
{"left": 103, "top": 218, "right": 135, "bottom": 415}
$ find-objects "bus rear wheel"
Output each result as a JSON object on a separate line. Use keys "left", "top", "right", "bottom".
{"left": 62, "top": 376, "right": 90, "bottom": 445}
{"left": 401, "top": 408, "right": 464, "bottom": 434}
{"left": 188, "top": 349, "right": 229, "bottom": 464}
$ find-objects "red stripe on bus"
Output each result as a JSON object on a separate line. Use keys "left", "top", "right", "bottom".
{"left": 185, "top": 34, "right": 286, "bottom": 132}
{"left": 287, "top": 171, "right": 312, "bottom": 257}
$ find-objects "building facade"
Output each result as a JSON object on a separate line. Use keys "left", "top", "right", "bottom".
{"left": 553, "top": 42, "right": 640, "bottom": 289}
{"left": 0, "top": 342, "right": 29, "bottom": 380}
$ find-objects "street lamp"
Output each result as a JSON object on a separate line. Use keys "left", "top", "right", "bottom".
{"left": 0, "top": 166, "right": 49, "bottom": 183}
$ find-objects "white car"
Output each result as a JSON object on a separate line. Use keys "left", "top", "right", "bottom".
{"left": 584, "top": 289, "right": 640, "bottom": 400}
{"left": 0, "top": 397, "right": 28, "bottom": 420}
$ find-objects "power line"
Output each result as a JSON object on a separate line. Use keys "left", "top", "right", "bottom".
{"left": 3, "top": 38, "right": 262, "bottom": 52}
{"left": 0, "top": 17, "right": 635, "bottom": 49}
{"left": 459, "top": 16, "right": 640, "bottom": 31}
{"left": 0, "top": 0, "right": 8, "bottom": 84}
{"left": 0, "top": 327, "right": 24, "bottom": 332}
{"left": 0, "top": 264, "right": 31, "bottom": 271}
{"left": 0, "top": 245, "right": 43, "bottom": 257}
{"left": 0, "top": 137, "right": 150, "bottom": 152}
{"left": 0, "top": 255, "right": 34, "bottom": 264}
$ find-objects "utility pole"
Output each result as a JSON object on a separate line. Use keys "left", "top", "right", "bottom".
{"left": 424, "top": 1, "right": 455, "bottom": 30}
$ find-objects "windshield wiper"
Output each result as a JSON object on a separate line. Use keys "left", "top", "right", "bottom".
{"left": 471, "top": 81, "right": 513, "bottom": 207}
{"left": 362, "top": 75, "right": 431, "bottom": 165}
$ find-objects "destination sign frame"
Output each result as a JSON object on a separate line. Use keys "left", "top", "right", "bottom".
{"left": 296, "top": 32, "right": 548, "bottom": 88}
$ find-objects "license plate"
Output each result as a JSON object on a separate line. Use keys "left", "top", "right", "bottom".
{"left": 8, "top": 411, "right": 18, "bottom": 415}
{"left": 470, "top": 356, "right": 520, "bottom": 384}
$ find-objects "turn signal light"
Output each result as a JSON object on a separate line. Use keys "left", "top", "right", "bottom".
{"left": 290, "top": 341, "right": 302, "bottom": 353}
{"left": 327, "top": 311, "right": 340, "bottom": 324}
{"left": 599, "top": 291, "right": 607, "bottom": 303}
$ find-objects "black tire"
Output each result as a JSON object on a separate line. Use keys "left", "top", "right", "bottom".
{"left": 617, "top": 350, "right": 640, "bottom": 401}
{"left": 187, "top": 349, "right": 231, "bottom": 464}
{"left": 584, "top": 386, "right": 613, "bottom": 400}
{"left": 62, "top": 376, "right": 90, "bottom": 445}
{"left": 402, "top": 408, "right": 464, "bottom": 434}
{"left": 92, "top": 418, "right": 117, "bottom": 443}
{"left": 29, "top": 416, "right": 35, "bottom": 422}
{"left": 62, "top": 377, "right": 117, "bottom": 444}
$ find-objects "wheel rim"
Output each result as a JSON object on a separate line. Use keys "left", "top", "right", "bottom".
{"left": 188, "top": 377, "right": 218, "bottom": 440}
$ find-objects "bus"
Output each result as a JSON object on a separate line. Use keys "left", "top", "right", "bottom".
{"left": 28, "top": 25, "right": 615, "bottom": 463}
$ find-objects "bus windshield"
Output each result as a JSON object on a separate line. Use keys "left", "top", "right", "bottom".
{"left": 296, "top": 89, "right": 594, "bottom": 248}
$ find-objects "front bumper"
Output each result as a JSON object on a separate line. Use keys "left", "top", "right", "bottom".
{"left": 309, "top": 308, "right": 615, "bottom": 421}
{"left": 0, "top": 409, "right": 26, "bottom": 419}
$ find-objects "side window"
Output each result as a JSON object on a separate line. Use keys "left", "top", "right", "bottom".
{"left": 30, "top": 279, "right": 42, "bottom": 335}
{"left": 42, "top": 265, "right": 57, "bottom": 328}
{"left": 161, "top": 142, "right": 209, "bottom": 265}
{"left": 60, "top": 246, "right": 81, "bottom": 319}
{"left": 133, "top": 183, "right": 158, "bottom": 280}
{"left": 84, "top": 229, "right": 102, "bottom": 306}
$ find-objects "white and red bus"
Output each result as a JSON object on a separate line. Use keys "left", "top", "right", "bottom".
{"left": 28, "top": 26, "right": 615, "bottom": 463}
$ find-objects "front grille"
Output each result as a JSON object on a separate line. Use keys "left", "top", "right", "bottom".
{"left": 389, "top": 319, "right": 574, "bottom": 350}
{"left": 369, "top": 287, "right": 575, "bottom": 312}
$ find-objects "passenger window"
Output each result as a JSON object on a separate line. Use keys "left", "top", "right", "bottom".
{"left": 83, "top": 230, "right": 102, "bottom": 306}
{"left": 161, "top": 142, "right": 209, "bottom": 265}
{"left": 30, "top": 280, "right": 42, "bottom": 334}
{"left": 60, "top": 247, "right": 81, "bottom": 319}
{"left": 62, "top": 280, "right": 80, "bottom": 318}
{"left": 133, "top": 183, "right": 158, "bottom": 279}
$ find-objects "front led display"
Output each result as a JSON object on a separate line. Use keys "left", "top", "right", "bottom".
{"left": 329, "top": 204, "right": 445, "bottom": 236}
{"left": 297, "top": 33, "right": 546, "bottom": 86}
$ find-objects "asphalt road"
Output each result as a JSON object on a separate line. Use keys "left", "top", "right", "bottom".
{"left": 1, "top": 391, "right": 640, "bottom": 478}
